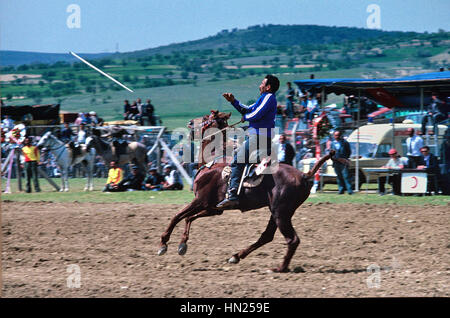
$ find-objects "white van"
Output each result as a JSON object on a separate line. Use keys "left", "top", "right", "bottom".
{"left": 298, "top": 123, "right": 448, "bottom": 187}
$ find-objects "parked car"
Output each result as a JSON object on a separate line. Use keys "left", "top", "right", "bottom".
{"left": 298, "top": 122, "right": 448, "bottom": 188}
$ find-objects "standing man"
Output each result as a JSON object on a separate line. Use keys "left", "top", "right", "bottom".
{"left": 2, "top": 115, "right": 15, "bottom": 131}
{"left": 278, "top": 134, "right": 295, "bottom": 165}
{"left": 421, "top": 92, "right": 448, "bottom": 135}
{"left": 144, "top": 98, "right": 155, "bottom": 126}
{"left": 405, "top": 128, "right": 424, "bottom": 168}
{"left": 330, "top": 130, "right": 353, "bottom": 195}
{"left": 217, "top": 74, "right": 280, "bottom": 209}
{"left": 59, "top": 122, "right": 75, "bottom": 143}
{"left": 285, "top": 82, "right": 296, "bottom": 119}
{"left": 22, "top": 137, "right": 41, "bottom": 193}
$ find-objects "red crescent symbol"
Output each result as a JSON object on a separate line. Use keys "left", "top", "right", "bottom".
{"left": 411, "top": 176, "right": 418, "bottom": 189}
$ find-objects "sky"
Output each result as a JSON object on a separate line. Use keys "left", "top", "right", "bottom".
{"left": 1, "top": 0, "right": 449, "bottom": 54}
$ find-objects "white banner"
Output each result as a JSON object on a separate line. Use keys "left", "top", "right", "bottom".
{"left": 401, "top": 172, "right": 427, "bottom": 193}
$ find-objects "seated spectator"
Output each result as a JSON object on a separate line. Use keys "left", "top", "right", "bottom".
{"left": 113, "top": 165, "right": 145, "bottom": 192}
{"left": 162, "top": 164, "right": 183, "bottom": 190}
{"left": 128, "top": 101, "right": 140, "bottom": 121}
{"left": 417, "top": 146, "right": 440, "bottom": 193}
{"left": 377, "top": 148, "right": 407, "bottom": 195}
{"left": 103, "top": 161, "right": 123, "bottom": 192}
{"left": 74, "top": 112, "right": 84, "bottom": 125}
{"left": 89, "top": 111, "right": 103, "bottom": 126}
{"left": 304, "top": 94, "right": 319, "bottom": 124}
{"left": 123, "top": 100, "right": 132, "bottom": 120}
{"left": 417, "top": 146, "right": 439, "bottom": 170}
{"left": 143, "top": 166, "right": 165, "bottom": 191}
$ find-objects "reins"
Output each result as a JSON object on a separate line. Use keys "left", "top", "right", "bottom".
{"left": 201, "top": 120, "right": 242, "bottom": 141}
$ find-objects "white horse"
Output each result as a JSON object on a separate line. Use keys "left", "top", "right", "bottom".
{"left": 37, "top": 131, "right": 96, "bottom": 191}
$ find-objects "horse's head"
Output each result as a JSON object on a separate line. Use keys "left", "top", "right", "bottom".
{"left": 202, "top": 110, "right": 231, "bottom": 130}
{"left": 36, "top": 131, "right": 53, "bottom": 149}
{"left": 188, "top": 110, "right": 232, "bottom": 141}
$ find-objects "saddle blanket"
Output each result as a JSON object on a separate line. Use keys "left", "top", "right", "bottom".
{"left": 221, "top": 157, "right": 271, "bottom": 188}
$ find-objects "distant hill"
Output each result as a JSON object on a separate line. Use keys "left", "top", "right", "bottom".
{"left": 117, "top": 24, "right": 418, "bottom": 58}
{"left": 0, "top": 50, "right": 113, "bottom": 67}
{"left": 1, "top": 25, "right": 421, "bottom": 66}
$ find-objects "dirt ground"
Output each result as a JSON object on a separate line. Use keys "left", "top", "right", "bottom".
{"left": 2, "top": 200, "right": 449, "bottom": 298}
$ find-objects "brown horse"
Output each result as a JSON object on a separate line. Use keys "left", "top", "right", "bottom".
{"left": 158, "top": 111, "right": 334, "bottom": 272}
{"left": 86, "top": 129, "right": 148, "bottom": 173}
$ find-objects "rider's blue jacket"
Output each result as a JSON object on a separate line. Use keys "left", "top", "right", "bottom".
{"left": 231, "top": 92, "right": 277, "bottom": 137}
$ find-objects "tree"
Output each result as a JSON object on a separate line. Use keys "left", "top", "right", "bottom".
{"left": 181, "top": 71, "right": 189, "bottom": 79}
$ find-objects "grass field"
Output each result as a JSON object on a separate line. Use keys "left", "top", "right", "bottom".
{"left": 2, "top": 177, "right": 449, "bottom": 206}
{"left": 5, "top": 65, "right": 421, "bottom": 130}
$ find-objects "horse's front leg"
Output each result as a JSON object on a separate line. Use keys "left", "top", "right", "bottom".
{"left": 60, "top": 168, "right": 69, "bottom": 192}
{"left": 83, "top": 160, "right": 94, "bottom": 191}
{"left": 178, "top": 209, "right": 222, "bottom": 255}
{"left": 64, "top": 168, "right": 70, "bottom": 191}
{"left": 88, "top": 155, "right": 95, "bottom": 191}
{"left": 158, "top": 200, "right": 203, "bottom": 256}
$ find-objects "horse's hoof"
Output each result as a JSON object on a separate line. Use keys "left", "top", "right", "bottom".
{"left": 228, "top": 255, "right": 240, "bottom": 264}
{"left": 269, "top": 267, "right": 290, "bottom": 273}
{"left": 178, "top": 243, "right": 188, "bottom": 255}
{"left": 157, "top": 246, "right": 167, "bottom": 256}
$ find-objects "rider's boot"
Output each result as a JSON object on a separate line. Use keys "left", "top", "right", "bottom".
{"left": 216, "top": 163, "right": 244, "bottom": 209}
{"left": 216, "top": 187, "right": 239, "bottom": 209}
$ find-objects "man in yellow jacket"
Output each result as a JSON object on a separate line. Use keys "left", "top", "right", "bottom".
{"left": 102, "top": 161, "right": 123, "bottom": 192}
{"left": 22, "top": 137, "right": 41, "bottom": 193}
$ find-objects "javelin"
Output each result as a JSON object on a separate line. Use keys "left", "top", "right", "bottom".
{"left": 69, "top": 51, "right": 134, "bottom": 93}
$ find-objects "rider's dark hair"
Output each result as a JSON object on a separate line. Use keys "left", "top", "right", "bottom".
{"left": 265, "top": 75, "right": 280, "bottom": 93}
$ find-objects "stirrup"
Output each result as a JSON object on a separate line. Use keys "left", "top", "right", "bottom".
{"left": 216, "top": 197, "right": 239, "bottom": 209}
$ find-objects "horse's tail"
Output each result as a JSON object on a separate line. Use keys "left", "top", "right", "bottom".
{"left": 305, "top": 150, "right": 335, "bottom": 179}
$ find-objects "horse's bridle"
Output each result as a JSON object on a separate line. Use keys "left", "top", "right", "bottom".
{"left": 41, "top": 135, "right": 67, "bottom": 162}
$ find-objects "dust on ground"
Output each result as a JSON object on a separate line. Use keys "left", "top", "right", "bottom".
{"left": 2, "top": 201, "right": 449, "bottom": 297}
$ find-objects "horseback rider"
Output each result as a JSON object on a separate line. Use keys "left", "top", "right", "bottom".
{"left": 111, "top": 126, "right": 128, "bottom": 161}
{"left": 216, "top": 74, "right": 280, "bottom": 209}
{"left": 66, "top": 123, "right": 87, "bottom": 158}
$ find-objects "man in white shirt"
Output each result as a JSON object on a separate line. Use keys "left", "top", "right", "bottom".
{"left": 378, "top": 148, "right": 406, "bottom": 195}
{"left": 405, "top": 128, "right": 423, "bottom": 168}
{"left": 304, "top": 95, "right": 318, "bottom": 124}
{"left": 77, "top": 123, "right": 87, "bottom": 144}
{"left": 163, "top": 164, "right": 183, "bottom": 190}
{"left": 2, "top": 115, "right": 14, "bottom": 131}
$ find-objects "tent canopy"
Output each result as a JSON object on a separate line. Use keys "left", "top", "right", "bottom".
{"left": 1, "top": 104, "right": 60, "bottom": 121}
{"left": 294, "top": 71, "right": 450, "bottom": 109}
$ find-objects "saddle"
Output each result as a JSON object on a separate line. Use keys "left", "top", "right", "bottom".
{"left": 66, "top": 142, "right": 87, "bottom": 164}
{"left": 67, "top": 142, "right": 82, "bottom": 157}
{"left": 112, "top": 140, "right": 128, "bottom": 158}
{"left": 221, "top": 156, "right": 272, "bottom": 193}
